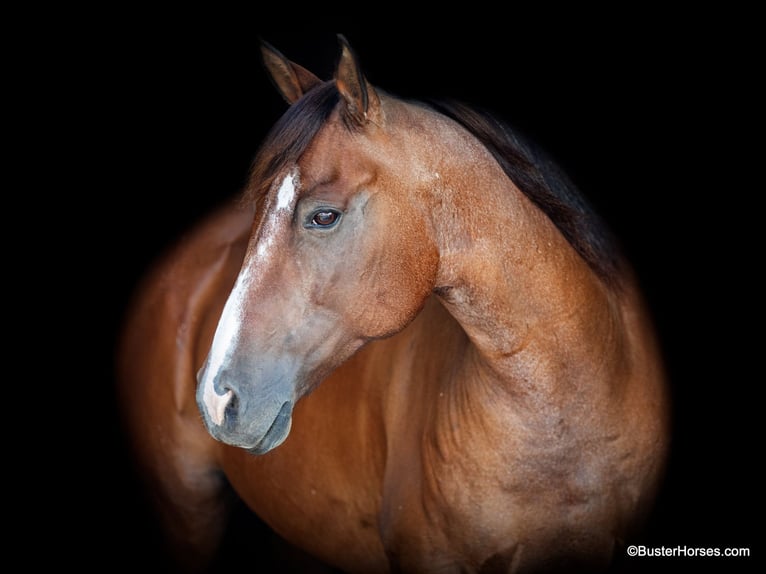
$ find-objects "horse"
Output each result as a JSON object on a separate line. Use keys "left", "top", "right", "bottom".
{"left": 117, "top": 36, "right": 670, "bottom": 573}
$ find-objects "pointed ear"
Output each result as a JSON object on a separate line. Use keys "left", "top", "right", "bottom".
{"left": 260, "top": 39, "right": 323, "bottom": 104}
{"left": 335, "top": 35, "right": 380, "bottom": 124}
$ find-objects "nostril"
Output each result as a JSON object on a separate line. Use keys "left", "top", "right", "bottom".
{"left": 223, "top": 392, "right": 239, "bottom": 425}
{"left": 213, "top": 376, "right": 230, "bottom": 395}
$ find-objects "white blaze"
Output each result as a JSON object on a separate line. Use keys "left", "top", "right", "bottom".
{"left": 200, "top": 266, "right": 251, "bottom": 425}
{"left": 276, "top": 171, "right": 297, "bottom": 211}
{"left": 256, "top": 170, "right": 298, "bottom": 261}
{"left": 199, "top": 169, "right": 300, "bottom": 425}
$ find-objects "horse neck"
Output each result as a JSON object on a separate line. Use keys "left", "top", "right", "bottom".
{"left": 416, "top": 113, "right": 627, "bottom": 406}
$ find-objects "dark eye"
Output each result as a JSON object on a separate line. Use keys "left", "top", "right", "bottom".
{"left": 308, "top": 209, "right": 341, "bottom": 229}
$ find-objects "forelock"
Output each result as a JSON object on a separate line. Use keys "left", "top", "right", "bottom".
{"left": 244, "top": 82, "right": 340, "bottom": 204}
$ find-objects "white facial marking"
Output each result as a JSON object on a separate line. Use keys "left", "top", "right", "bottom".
{"left": 256, "top": 235, "right": 273, "bottom": 258}
{"left": 200, "top": 266, "right": 252, "bottom": 425}
{"left": 276, "top": 170, "right": 298, "bottom": 211}
{"left": 199, "top": 168, "right": 300, "bottom": 426}
{"left": 202, "top": 380, "right": 232, "bottom": 426}
{"left": 255, "top": 169, "right": 300, "bottom": 262}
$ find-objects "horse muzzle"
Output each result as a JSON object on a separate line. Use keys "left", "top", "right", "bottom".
{"left": 196, "top": 359, "right": 296, "bottom": 454}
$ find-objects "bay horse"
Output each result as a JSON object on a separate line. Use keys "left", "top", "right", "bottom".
{"left": 117, "top": 36, "right": 670, "bottom": 573}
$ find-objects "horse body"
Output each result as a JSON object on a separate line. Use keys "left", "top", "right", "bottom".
{"left": 118, "top": 38, "right": 669, "bottom": 573}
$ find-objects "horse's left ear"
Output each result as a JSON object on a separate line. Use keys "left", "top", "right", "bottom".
{"left": 335, "top": 35, "right": 380, "bottom": 124}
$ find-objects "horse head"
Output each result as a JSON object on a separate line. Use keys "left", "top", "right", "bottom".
{"left": 196, "top": 37, "right": 440, "bottom": 453}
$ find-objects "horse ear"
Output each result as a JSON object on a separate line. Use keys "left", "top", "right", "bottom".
{"left": 335, "top": 35, "right": 380, "bottom": 124}
{"left": 260, "top": 39, "right": 323, "bottom": 104}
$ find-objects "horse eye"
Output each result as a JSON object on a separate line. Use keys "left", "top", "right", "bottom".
{"left": 309, "top": 209, "right": 341, "bottom": 228}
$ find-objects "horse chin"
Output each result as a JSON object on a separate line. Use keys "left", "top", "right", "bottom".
{"left": 246, "top": 401, "right": 293, "bottom": 455}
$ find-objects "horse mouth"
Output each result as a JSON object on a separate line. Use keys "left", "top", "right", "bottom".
{"left": 248, "top": 401, "right": 293, "bottom": 455}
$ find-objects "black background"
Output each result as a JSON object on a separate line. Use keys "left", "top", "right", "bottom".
{"left": 45, "top": 18, "right": 758, "bottom": 573}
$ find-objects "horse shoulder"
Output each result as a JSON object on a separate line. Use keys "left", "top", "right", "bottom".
{"left": 118, "top": 198, "right": 253, "bottom": 419}
{"left": 116, "top": 199, "right": 255, "bottom": 567}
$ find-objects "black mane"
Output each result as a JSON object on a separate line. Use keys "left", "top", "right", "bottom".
{"left": 428, "top": 99, "right": 622, "bottom": 285}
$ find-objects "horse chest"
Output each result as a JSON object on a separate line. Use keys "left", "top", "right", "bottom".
{"left": 219, "top": 377, "right": 391, "bottom": 571}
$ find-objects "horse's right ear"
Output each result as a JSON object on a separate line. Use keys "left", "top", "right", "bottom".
{"left": 260, "top": 40, "right": 323, "bottom": 104}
